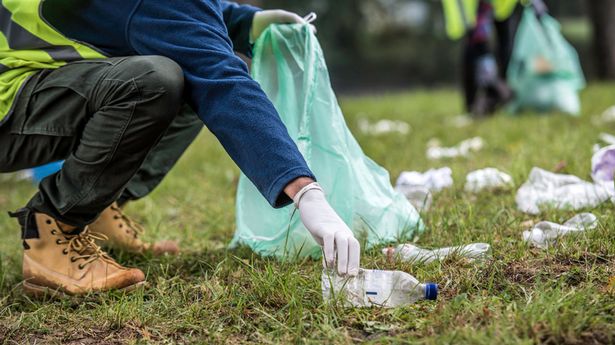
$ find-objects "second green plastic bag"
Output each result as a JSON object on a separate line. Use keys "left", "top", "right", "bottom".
{"left": 231, "top": 24, "right": 423, "bottom": 259}
{"left": 507, "top": 8, "right": 585, "bottom": 115}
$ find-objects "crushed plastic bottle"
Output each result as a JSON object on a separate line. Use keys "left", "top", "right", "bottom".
{"left": 464, "top": 168, "right": 513, "bottom": 193}
{"left": 383, "top": 243, "right": 491, "bottom": 264}
{"left": 516, "top": 167, "right": 611, "bottom": 214}
{"left": 321, "top": 269, "right": 437, "bottom": 308}
{"left": 522, "top": 213, "right": 598, "bottom": 248}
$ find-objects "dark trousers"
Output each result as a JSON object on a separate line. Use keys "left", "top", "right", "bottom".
{"left": 0, "top": 56, "right": 203, "bottom": 227}
{"left": 462, "top": 6, "right": 522, "bottom": 112}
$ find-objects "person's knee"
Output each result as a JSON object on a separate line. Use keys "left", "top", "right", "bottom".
{"left": 137, "top": 56, "right": 183, "bottom": 95}
{"left": 114, "top": 56, "right": 185, "bottom": 124}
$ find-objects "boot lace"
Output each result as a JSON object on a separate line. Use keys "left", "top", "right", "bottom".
{"left": 110, "top": 205, "right": 145, "bottom": 239}
{"left": 57, "top": 226, "right": 111, "bottom": 269}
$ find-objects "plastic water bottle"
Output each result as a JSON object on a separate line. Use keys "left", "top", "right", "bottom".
{"left": 321, "top": 269, "right": 437, "bottom": 308}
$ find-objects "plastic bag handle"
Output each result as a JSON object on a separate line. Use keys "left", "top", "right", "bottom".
{"left": 303, "top": 12, "right": 317, "bottom": 24}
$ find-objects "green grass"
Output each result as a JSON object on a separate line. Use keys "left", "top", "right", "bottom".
{"left": 1, "top": 84, "right": 614, "bottom": 344}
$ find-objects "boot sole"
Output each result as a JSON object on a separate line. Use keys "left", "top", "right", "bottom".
{"left": 22, "top": 280, "right": 147, "bottom": 300}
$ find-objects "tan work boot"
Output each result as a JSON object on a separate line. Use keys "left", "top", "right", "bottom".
{"left": 89, "top": 203, "right": 179, "bottom": 255}
{"left": 19, "top": 212, "right": 146, "bottom": 297}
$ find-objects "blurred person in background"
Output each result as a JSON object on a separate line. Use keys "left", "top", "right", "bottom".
{"left": 443, "top": 0, "right": 526, "bottom": 116}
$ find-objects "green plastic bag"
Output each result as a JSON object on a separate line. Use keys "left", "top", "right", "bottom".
{"left": 507, "top": 8, "right": 585, "bottom": 115}
{"left": 231, "top": 24, "right": 423, "bottom": 259}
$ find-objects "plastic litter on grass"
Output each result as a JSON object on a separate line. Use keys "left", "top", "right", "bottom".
{"left": 465, "top": 168, "right": 514, "bottom": 193}
{"left": 357, "top": 118, "right": 411, "bottom": 135}
{"left": 383, "top": 242, "right": 491, "bottom": 264}
{"left": 522, "top": 213, "right": 598, "bottom": 248}
{"left": 321, "top": 268, "right": 437, "bottom": 308}
{"left": 516, "top": 167, "right": 611, "bottom": 214}
{"left": 592, "top": 106, "right": 615, "bottom": 125}
{"left": 395, "top": 167, "right": 453, "bottom": 211}
{"left": 396, "top": 168, "right": 454, "bottom": 192}
{"left": 426, "top": 137, "right": 484, "bottom": 160}
{"left": 394, "top": 185, "right": 433, "bottom": 212}
{"left": 591, "top": 144, "right": 615, "bottom": 199}
{"left": 450, "top": 114, "right": 473, "bottom": 128}
{"left": 598, "top": 133, "right": 615, "bottom": 146}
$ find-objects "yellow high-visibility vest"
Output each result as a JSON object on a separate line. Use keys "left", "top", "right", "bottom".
{"left": 494, "top": 0, "right": 519, "bottom": 21}
{"left": 0, "top": 0, "right": 105, "bottom": 122}
{"left": 442, "top": 0, "right": 520, "bottom": 40}
{"left": 442, "top": 0, "right": 479, "bottom": 40}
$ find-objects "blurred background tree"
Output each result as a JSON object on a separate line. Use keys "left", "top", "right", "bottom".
{"left": 238, "top": 0, "right": 606, "bottom": 92}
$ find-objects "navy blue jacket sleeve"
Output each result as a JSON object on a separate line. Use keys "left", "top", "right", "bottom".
{"left": 128, "top": 0, "right": 314, "bottom": 207}
{"left": 221, "top": 1, "right": 260, "bottom": 57}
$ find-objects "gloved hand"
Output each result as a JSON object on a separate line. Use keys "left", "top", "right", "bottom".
{"left": 293, "top": 183, "right": 360, "bottom": 276}
{"left": 250, "top": 10, "right": 315, "bottom": 43}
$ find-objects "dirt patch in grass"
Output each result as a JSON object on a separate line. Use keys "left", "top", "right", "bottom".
{"left": 0, "top": 322, "right": 147, "bottom": 345}
{"left": 531, "top": 321, "right": 614, "bottom": 345}
{"left": 502, "top": 251, "right": 614, "bottom": 288}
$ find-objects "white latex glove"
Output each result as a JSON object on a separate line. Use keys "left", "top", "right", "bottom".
{"left": 293, "top": 183, "right": 360, "bottom": 276}
{"left": 250, "top": 10, "right": 316, "bottom": 43}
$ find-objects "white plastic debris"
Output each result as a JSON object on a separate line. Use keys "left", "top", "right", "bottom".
{"left": 593, "top": 106, "right": 615, "bottom": 124}
{"left": 522, "top": 213, "right": 598, "bottom": 248}
{"left": 395, "top": 185, "right": 433, "bottom": 212}
{"left": 426, "top": 137, "right": 484, "bottom": 160}
{"left": 383, "top": 243, "right": 491, "bottom": 264}
{"left": 516, "top": 167, "right": 611, "bottom": 214}
{"left": 464, "top": 168, "right": 514, "bottom": 193}
{"left": 394, "top": 168, "right": 453, "bottom": 211}
{"left": 321, "top": 269, "right": 437, "bottom": 308}
{"left": 17, "top": 170, "right": 33, "bottom": 181}
{"left": 0, "top": 170, "right": 33, "bottom": 182}
{"left": 598, "top": 132, "right": 615, "bottom": 145}
{"left": 451, "top": 115, "right": 473, "bottom": 128}
{"left": 395, "top": 167, "right": 453, "bottom": 192}
{"left": 358, "top": 118, "right": 411, "bottom": 135}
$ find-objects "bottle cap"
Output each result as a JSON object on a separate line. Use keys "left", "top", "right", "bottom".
{"left": 424, "top": 283, "right": 438, "bottom": 300}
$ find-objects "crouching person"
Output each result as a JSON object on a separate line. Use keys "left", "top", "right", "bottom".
{"left": 0, "top": 0, "right": 360, "bottom": 297}
{"left": 2, "top": 54, "right": 187, "bottom": 296}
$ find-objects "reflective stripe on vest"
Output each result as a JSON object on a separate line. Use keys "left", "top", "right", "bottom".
{"left": 442, "top": 0, "right": 479, "bottom": 40}
{"left": 493, "top": 0, "right": 519, "bottom": 21}
{"left": 443, "top": 0, "right": 519, "bottom": 40}
{"left": 0, "top": 0, "right": 106, "bottom": 122}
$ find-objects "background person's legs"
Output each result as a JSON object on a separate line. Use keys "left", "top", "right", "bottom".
{"left": 0, "top": 56, "right": 184, "bottom": 228}
{"left": 462, "top": 0, "right": 493, "bottom": 113}
{"left": 463, "top": 1, "right": 519, "bottom": 116}
{"left": 118, "top": 105, "right": 203, "bottom": 206}
{"left": 494, "top": 5, "right": 522, "bottom": 79}
{"left": 462, "top": 40, "right": 489, "bottom": 112}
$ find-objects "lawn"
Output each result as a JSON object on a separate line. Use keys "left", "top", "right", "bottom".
{"left": 1, "top": 85, "right": 614, "bottom": 344}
